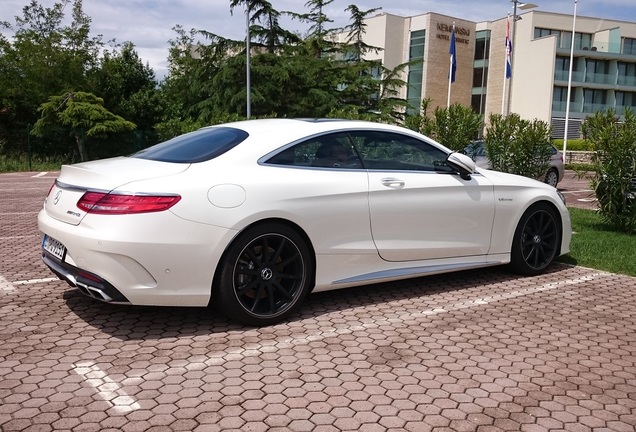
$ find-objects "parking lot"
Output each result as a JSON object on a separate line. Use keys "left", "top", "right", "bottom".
{"left": 1, "top": 170, "right": 635, "bottom": 432}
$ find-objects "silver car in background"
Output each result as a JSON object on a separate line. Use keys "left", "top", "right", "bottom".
{"left": 465, "top": 140, "right": 565, "bottom": 187}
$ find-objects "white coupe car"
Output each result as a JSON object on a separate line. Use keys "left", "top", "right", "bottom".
{"left": 39, "top": 119, "right": 571, "bottom": 326}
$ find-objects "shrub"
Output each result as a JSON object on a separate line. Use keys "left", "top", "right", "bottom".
{"left": 404, "top": 100, "right": 482, "bottom": 151}
{"left": 552, "top": 138, "right": 590, "bottom": 151}
{"left": 484, "top": 113, "right": 553, "bottom": 181}
{"left": 433, "top": 103, "right": 483, "bottom": 151}
{"left": 582, "top": 108, "right": 636, "bottom": 234}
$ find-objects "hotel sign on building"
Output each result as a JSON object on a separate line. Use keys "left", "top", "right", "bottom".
{"left": 436, "top": 23, "right": 471, "bottom": 45}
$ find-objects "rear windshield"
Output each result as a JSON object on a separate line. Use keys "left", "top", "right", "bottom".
{"left": 132, "top": 127, "right": 249, "bottom": 163}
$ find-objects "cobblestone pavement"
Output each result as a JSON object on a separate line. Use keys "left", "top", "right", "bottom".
{"left": 1, "top": 171, "right": 635, "bottom": 432}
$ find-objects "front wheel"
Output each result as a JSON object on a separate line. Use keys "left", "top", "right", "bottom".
{"left": 544, "top": 168, "right": 559, "bottom": 188}
{"left": 214, "top": 223, "right": 313, "bottom": 326}
{"left": 510, "top": 203, "right": 561, "bottom": 275}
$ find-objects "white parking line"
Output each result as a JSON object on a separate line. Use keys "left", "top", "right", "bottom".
{"left": 180, "top": 270, "right": 610, "bottom": 371}
{"left": 32, "top": 172, "right": 48, "bottom": 178}
{"left": 0, "top": 232, "right": 40, "bottom": 238}
{"left": 73, "top": 361, "right": 141, "bottom": 413}
{"left": 0, "top": 275, "right": 16, "bottom": 292}
{"left": 13, "top": 277, "right": 59, "bottom": 285}
{"left": 560, "top": 189, "right": 593, "bottom": 194}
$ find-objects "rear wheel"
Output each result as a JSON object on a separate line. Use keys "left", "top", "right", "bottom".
{"left": 215, "top": 223, "right": 313, "bottom": 326}
{"left": 510, "top": 203, "right": 560, "bottom": 275}
{"left": 544, "top": 168, "right": 559, "bottom": 187}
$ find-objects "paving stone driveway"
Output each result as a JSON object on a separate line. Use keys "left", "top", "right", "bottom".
{"left": 1, "top": 171, "right": 635, "bottom": 432}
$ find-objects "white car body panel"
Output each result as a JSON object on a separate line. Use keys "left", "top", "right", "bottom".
{"left": 368, "top": 171, "right": 495, "bottom": 261}
{"left": 38, "top": 119, "right": 572, "bottom": 310}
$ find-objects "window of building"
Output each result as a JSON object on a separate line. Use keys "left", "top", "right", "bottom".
{"left": 472, "top": 67, "right": 488, "bottom": 88}
{"left": 471, "top": 30, "right": 490, "bottom": 115}
{"left": 586, "top": 59, "right": 611, "bottom": 84}
{"left": 564, "top": 31, "right": 593, "bottom": 50}
{"left": 618, "top": 62, "right": 636, "bottom": 86}
{"left": 583, "top": 89, "right": 607, "bottom": 113}
{"left": 535, "top": 27, "right": 592, "bottom": 50}
{"left": 552, "top": 86, "right": 573, "bottom": 113}
{"left": 474, "top": 30, "right": 490, "bottom": 61}
{"left": 553, "top": 87, "right": 568, "bottom": 103}
{"left": 623, "top": 38, "right": 636, "bottom": 55}
{"left": 617, "top": 91, "right": 636, "bottom": 106}
{"left": 407, "top": 30, "right": 426, "bottom": 114}
{"left": 535, "top": 27, "right": 561, "bottom": 47}
{"left": 555, "top": 56, "right": 569, "bottom": 72}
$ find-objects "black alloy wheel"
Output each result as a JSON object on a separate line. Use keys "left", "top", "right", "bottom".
{"left": 510, "top": 203, "right": 560, "bottom": 275}
{"left": 215, "top": 223, "right": 313, "bottom": 326}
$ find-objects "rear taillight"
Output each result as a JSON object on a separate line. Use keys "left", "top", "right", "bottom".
{"left": 47, "top": 182, "right": 55, "bottom": 197}
{"left": 77, "top": 192, "right": 181, "bottom": 215}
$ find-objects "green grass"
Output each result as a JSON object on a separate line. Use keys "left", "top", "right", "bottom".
{"left": 0, "top": 154, "right": 67, "bottom": 173}
{"left": 558, "top": 207, "right": 636, "bottom": 276}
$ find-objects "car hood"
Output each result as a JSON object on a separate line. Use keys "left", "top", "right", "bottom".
{"left": 56, "top": 157, "right": 190, "bottom": 191}
{"left": 477, "top": 168, "right": 551, "bottom": 190}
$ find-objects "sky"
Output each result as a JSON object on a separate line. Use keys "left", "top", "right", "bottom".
{"left": 2, "top": 0, "right": 635, "bottom": 80}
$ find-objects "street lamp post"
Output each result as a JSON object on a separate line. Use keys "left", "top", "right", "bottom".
{"left": 245, "top": 5, "right": 251, "bottom": 119}
{"left": 507, "top": 1, "right": 538, "bottom": 115}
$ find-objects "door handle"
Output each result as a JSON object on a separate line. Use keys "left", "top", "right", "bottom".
{"left": 381, "top": 177, "right": 405, "bottom": 188}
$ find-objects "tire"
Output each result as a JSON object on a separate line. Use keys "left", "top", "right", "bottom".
{"left": 544, "top": 168, "right": 559, "bottom": 188}
{"left": 510, "top": 203, "right": 560, "bottom": 275}
{"left": 214, "top": 223, "right": 313, "bottom": 326}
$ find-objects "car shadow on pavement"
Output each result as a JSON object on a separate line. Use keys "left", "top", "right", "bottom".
{"left": 62, "top": 264, "right": 568, "bottom": 340}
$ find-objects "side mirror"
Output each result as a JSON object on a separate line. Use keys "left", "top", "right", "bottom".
{"left": 446, "top": 152, "right": 476, "bottom": 181}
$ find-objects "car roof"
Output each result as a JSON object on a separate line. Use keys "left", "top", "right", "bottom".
{"left": 202, "top": 118, "right": 451, "bottom": 157}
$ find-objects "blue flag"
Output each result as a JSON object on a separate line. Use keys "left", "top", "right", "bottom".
{"left": 505, "top": 18, "right": 512, "bottom": 79}
{"left": 449, "top": 26, "right": 457, "bottom": 83}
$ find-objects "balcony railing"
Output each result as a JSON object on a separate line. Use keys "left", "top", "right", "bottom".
{"left": 617, "top": 75, "right": 636, "bottom": 87}
{"left": 554, "top": 71, "right": 636, "bottom": 88}
{"left": 554, "top": 70, "right": 585, "bottom": 82}
{"left": 552, "top": 101, "right": 631, "bottom": 114}
{"left": 585, "top": 72, "right": 616, "bottom": 85}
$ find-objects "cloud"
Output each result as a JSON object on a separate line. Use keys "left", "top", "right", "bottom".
{"left": 2, "top": 0, "right": 634, "bottom": 80}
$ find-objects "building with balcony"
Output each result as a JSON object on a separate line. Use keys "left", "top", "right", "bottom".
{"left": 334, "top": 10, "right": 636, "bottom": 138}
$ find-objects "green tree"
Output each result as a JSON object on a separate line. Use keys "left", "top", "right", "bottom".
{"left": 88, "top": 42, "right": 163, "bottom": 131}
{"left": 290, "top": 0, "right": 337, "bottom": 58}
{"left": 342, "top": 5, "right": 382, "bottom": 61}
{"left": 32, "top": 91, "right": 136, "bottom": 161}
{"left": 230, "top": 0, "right": 300, "bottom": 53}
{"left": 0, "top": 0, "right": 102, "bottom": 153}
{"left": 582, "top": 108, "right": 636, "bottom": 233}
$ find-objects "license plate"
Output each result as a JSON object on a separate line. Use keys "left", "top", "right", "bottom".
{"left": 42, "top": 235, "right": 66, "bottom": 261}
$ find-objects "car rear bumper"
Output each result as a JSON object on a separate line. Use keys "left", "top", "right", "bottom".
{"left": 38, "top": 208, "right": 237, "bottom": 307}
{"left": 42, "top": 252, "right": 130, "bottom": 303}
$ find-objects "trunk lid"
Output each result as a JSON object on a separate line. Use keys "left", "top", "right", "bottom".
{"left": 44, "top": 157, "right": 189, "bottom": 225}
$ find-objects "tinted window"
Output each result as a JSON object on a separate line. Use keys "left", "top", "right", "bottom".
{"left": 133, "top": 127, "right": 249, "bottom": 163}
{"left": 266, "top": 133, "right": 362, "bottom": 169}
{"left": 348, "top": 131, "right": 452, "bottom": 172}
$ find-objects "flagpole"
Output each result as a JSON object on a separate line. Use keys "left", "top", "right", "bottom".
{"left": 563, "top": 0, "right": 578, "bottom": 163}
{"left": 502, "top": 14, "right": 510, "bottom": 115}
{"left": 447, "top": 62, "right": 452, "bottom": 109}
{"left": 447, "top": 23, "right": 456, "bottom": 108}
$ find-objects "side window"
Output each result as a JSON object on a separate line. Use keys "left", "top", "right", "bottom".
{"left": 266, "top": 133, "right": 362, "bottom": 169}
{"left": 349, "top": 131, "right": 451, "bottom": 172}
